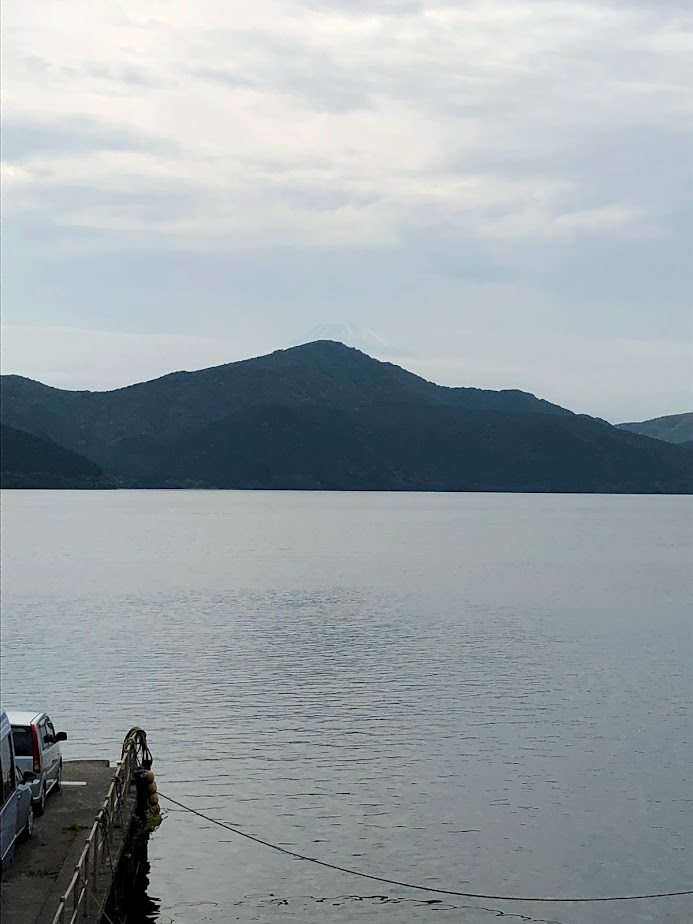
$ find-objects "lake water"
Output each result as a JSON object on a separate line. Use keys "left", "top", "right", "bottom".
{"left": 1, "top": 491, "right": 691, "bottom": 924}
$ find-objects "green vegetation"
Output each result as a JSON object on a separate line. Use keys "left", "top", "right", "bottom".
{"left": 130, "top": 809, "right": 161, "bottom": 848}
{"left": 1, "top": 424, "right": 115, "bottom": 489}
{"left": 143, "top": 808, "right": 162, "bottom": 833}
{"left": 617, "top": 412, "right": 693, "bottom": 445}
{"left": 162, "top": 400, "right": 692, "bottom": 493}
{"left": 1, "top": 341, "right": 691, "bottom": 493}
{"left": 0, "top": 341, "right": 570, "bottom": 475}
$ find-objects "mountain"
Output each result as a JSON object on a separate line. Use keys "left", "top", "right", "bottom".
{"left": 0, "top": 424, "right": 114, "bottom": 489}
{"left": 292, "top": 324, "right": 403, "bottom": 356}
{"left": 160, "top": 401, "right": 692, "bottom": 493}
{"left": 1, "top": 341, "right": 569, "bottom": 474}
{"left": 617, "top": 412, "right": 693, "bottom": 445}
{"left": 1, "top": 341, "right": 691, "bottom": 493}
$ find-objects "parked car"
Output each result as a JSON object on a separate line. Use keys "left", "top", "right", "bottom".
{"left": 6, "top": 711, "right": 67, "bottom": 815}
{"left": 1, "top": 709, "right": 35, "bottom": 877}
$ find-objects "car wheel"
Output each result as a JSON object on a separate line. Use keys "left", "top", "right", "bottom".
{"left": 55, "top": 762, "right": 63, "bottom": 792}
{"left": 35, "top": 784, "right": 46, "bottom": 816}
{"left": 22, "top": 804, "right": 34, "bottom": 840}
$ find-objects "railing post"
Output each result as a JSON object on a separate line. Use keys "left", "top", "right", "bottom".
{"left": 93, "top": 826, "right": 99, "bottom": 891}
{"left": 116, "top": 776, "right": 126, "bottom": 833}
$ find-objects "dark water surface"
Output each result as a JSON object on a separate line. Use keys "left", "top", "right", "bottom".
{"left": 2, "top": 491, "right": 692, "bottom": 924}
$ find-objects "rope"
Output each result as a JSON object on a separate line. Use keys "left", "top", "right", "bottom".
{"left": 158, "top": 792, "right": 693, "bottom": 904}
{"left": 84, "top": 881, "right": 122, "bottom": 924}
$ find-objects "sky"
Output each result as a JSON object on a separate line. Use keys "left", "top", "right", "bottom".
{"left": 2, "top": 0, "right": 692, "bottom": 423}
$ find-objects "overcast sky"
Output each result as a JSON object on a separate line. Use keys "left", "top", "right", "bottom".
{"left": 2, "top": 0, "right": 691, "bottom": 422}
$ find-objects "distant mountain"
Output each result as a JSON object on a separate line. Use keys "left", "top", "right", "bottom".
{"left": 1, "top": 341, "right": 569, "bottom": 474}
{"left": 1, "top": 341, "right": 690, "bottom": 493}
{"left": 617, "top": 412, "right": 693, "bottom": 444}
{"left": 0, "top": 424, "right": 114, "bottom": 489}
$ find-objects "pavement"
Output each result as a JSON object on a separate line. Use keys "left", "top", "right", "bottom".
{"left": 0, "top": 760, "right": 114, "bottom": 924}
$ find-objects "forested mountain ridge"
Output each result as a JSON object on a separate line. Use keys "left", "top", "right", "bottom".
{"left": 2, "top": 341, "right": 690, "bottom": 493}
{"left": 1, "top": 341, "right": 570, "bottom": 467}
{"left": 0, "top": 424, "right": 115, "bottom": 489}
{"left": 617, "top": 412, "right": 693, "bottom": 445}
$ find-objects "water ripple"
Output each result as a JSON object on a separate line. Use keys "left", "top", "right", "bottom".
{"left": 1, "top": 490, "right": 691, "bottom": 924}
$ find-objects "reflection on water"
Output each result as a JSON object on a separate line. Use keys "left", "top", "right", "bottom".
{"left": 1, "top": 491, "right": 691, "bottom": 924}
{"left": 113, "top": 861, "right": 162, "bottom": 924}
{"left": 159, "top": 892, "right": 571, "bottom": 924}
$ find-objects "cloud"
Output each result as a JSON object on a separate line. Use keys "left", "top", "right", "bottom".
{"left": 1, "top": 115, "right": 169, "bottom": 162}
{"left": 2, "top": 0, "right": 691, "bottom": 419}
{"left": 3, "top": 1, "right": 691, "bottom": 247}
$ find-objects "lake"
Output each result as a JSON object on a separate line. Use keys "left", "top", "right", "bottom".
{"left": 1, "top": 490, "right": 691, "bottom": 924}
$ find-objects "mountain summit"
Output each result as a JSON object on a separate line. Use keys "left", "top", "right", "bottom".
{"left": 292, "top": 325, "right": 403, "bottom": 356}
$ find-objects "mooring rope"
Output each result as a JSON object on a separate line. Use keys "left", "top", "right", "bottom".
{"left": 158, "top": 792, "right": 693, "bottom": 904}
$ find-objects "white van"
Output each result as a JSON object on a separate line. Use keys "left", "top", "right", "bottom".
{"left": 7, "top": 711, "right": 67, "bottom": 815}
{"left": 0, "top": 709, "right": 34, "bottom": 877}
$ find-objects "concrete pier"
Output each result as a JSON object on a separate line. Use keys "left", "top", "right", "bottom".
{"left": 1, "top": 729, "right": 157, "bottom": 924}
{"left": 2, "top": 761, "right": 113, "bottom": 923}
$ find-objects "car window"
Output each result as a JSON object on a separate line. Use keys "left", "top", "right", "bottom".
{"left": 11, "top": 726, "right": 33, "bottom": 757}
{"left": 39, "top": 719, "right": 51, "bottom": 750}
{"left": 46, "top": 720, "right": 56, "bottom": 743}
{"left": 1, "top": 735, "right": 16, "bottom": 803}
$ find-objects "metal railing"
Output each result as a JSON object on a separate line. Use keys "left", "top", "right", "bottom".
{"left": 51, "top": 728, "right": 152, "bottom": 924}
